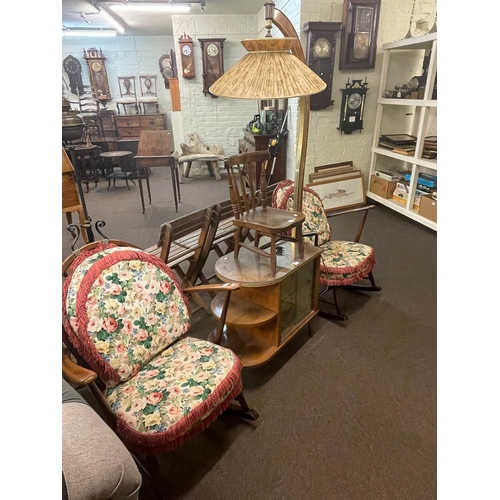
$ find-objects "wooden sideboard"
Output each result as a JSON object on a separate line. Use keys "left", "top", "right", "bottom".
{"left": 211, "top": 241, "right": 322, "bottom": 367}
{"left": 238, "top": 129, "right": 286, "bottom": 185}
{"left": 115, "top": 113, "right": 167, "bottom": 139}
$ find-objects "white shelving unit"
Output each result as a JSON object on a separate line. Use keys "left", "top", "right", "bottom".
{"left": 367, "top": 32, "right": 437, "bottom": 230}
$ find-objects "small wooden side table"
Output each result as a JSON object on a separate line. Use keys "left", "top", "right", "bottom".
{"left": 100, "top": 150, "right": 151, "bottom": 214}
{"left": 211, "top": 241, "right": 323, "bottom": 367}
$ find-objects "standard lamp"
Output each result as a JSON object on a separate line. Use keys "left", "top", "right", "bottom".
{"left": 209, "top": 0, "right": 325, "bottom": 212}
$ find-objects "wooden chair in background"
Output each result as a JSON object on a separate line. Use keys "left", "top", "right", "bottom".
{"left": 225, "top": 150, "right": 305, "bottom": 277}
{"left": 116, "top": 76, "right": 139, "bottom": 115}
{"left": 135, "top": 129, "right": 180, "bottom": 212}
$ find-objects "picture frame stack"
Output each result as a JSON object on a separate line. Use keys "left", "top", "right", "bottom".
{"left": 307, "top": 161, "right": 366, "bottom": 211}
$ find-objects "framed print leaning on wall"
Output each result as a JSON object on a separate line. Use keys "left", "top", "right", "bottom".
{"left": 307, "top": 175, "right": 366, "bottom": 212}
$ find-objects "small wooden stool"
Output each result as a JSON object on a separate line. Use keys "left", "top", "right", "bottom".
{"left": 178, "top": 154, "right": 224, "bottom": 182}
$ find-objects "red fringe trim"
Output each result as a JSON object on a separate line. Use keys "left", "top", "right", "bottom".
{"left": 62, "top": 244, "right": 190, "bottom": 384}
{"left": 272, "top": 179, "right": 294, "bottom": 209}
{"left": 62, "top": 242, "right": 118, "bottom": 369}
{"left": 319, "top": 252, "right": 376, "bottom": 286}
{"left": 117, "top": 360, "right": 243, "bottom": 455}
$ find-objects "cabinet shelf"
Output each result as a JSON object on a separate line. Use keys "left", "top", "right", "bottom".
{"left": 372, "top": 147, "right": 437, "bottom": 170}
{"left": 377, "top": 98, "right": 437, "bottom": 107}
{"left": 366, "top": 191, "right": 437, "bottom": 231}
{"left": 368, "top": 32, "right": 437, "bottom": 230}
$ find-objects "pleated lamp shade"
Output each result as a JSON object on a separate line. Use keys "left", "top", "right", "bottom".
{"left": 209, "top": 37, "right": 326, "bottom": 99}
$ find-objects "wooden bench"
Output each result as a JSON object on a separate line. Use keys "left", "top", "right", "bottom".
{"left": 145, "top": 204, "right": 221, "bottom": 313}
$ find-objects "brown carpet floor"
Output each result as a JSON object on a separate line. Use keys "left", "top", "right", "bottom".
{"left": 63, "top": 165, "right": 436, "bottom": 499}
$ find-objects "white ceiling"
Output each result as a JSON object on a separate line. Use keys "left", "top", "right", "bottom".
{"left": 62, "top": 0, "right": 266, "bottom": 36}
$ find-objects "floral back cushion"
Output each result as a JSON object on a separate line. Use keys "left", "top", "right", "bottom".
{"left": 273, "top": 180, "right": 331, "bottom": 246}
{"left": 63, "top": 243, "right": 191, "bottom": 386}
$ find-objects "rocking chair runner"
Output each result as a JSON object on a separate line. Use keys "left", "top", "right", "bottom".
{"left": 62, "top": 240, "right": 258, "bottom": 496}
{"left": 273, "top": 180, "right": 381, "bottom": 321}
{"left": 225, "top": 150, "right": 305, "bottom": 277}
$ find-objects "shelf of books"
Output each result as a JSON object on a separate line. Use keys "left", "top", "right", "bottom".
{"left": 367, "top": 32, "right": 437, "bottom": 231}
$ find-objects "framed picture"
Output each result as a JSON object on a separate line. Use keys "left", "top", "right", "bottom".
{"left": 307, "top": 175, "right": 366, "bottom": 212}
{"left": 314, "top": 161, "right": 353, "bottom": 173}
{"left": 309, "top": 169, "right": 360, "bottom": 184}
{"left": 339, "top": 0, "right": 381, "bottom": 70}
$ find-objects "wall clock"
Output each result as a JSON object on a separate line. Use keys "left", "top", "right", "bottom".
{"left": 339, "top": 0, "right": 381, "bottom": 70}
{"left": 178, "top": 33, "right": 195, "bottom": 78}
{"left": 338, "top": 78, "right": 368, "bottom": 134}
{"left": 82, "top": 47, "right": 112, "bottom": 101}
{"left": 303, "top": 22, "right": 342, "bottom": 111}
{"left": 159, "top": 49, "right": 177, "bottom": 89}
{"left": 198, "top": 38, "right": 226, "bottom": 98}
{"left": 63, "top": 55, "right": 84, "bottom": 95}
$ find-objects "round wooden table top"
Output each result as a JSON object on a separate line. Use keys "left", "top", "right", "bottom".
{"left": 99, "top": 151, "right": 133, "bottom": 158}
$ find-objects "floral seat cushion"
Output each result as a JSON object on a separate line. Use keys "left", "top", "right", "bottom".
{"left": 319, "top": 240, "right": 375, "bottom": 286}
{"left": 107, "top": 336, "right": 242, "bottom": 454}
{"left": 62, "top": 242, "right": 243, "bottom": 453}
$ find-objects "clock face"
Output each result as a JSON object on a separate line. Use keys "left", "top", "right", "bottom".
{"left": 182, "top": 44, "right": 192, "bottom": 56}
{"left": 64, "top": 57, "right": 81, "bottom": 75}
{"left": 91, "top": 61, "right": 102, "bottom": 73}
{"left": 207, "top": 43, "right": 219, "bottom": 57}
{"left": 313, "top": 37, "right": 331, "bottom": 58}
{"left": 160, "top": 56, "right": 171, "bottom": 69}
{"left": 348, "top": 93, "right": 362, "bottom": 109}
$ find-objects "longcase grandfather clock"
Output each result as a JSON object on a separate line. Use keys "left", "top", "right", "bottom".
{"left": 83, "top": 47, "right": 112, "bottom": 101}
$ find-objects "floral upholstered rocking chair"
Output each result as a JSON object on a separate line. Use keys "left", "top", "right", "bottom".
{"left": 62, "top": 239, "right": 258, "bottom": 496}
{"left": 273, "top": 180, "right": 381, "bottom": 321}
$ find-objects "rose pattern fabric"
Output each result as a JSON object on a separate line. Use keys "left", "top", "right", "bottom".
{"left": 65, "top": 247, "right": 191, "bottom": 384}
{"left": 273, "top": 180, "right": 375, "bottom": 286}
{"left": 63, "top": 245, "right": 244, "bottom": 450}
{"left": 106, "top": 336, "right": 239, "bottom": 435}
{"left": 273, "top": 181, "right": 331, "bottom": 246}
{"left": 319, "top": 240, "right": 375, "bottom": 286}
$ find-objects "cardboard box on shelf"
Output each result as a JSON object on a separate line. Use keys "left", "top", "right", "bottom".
{"left": 412, "top": 189, "right": 426, "bottom": 210}
{"left": 370, "top": 175, "right": 397, "bottom": 199}
{"left": 419, "top": 194, "right": 437, "bottom": 222}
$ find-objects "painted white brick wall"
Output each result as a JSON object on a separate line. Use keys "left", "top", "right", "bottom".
{"left": 62, "top": 0, "right": 437, "bottom": 182}
{"left": 62, "top": 36, "right": 175, "bottom": 128}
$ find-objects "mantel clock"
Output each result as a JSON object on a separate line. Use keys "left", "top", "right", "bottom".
{"left": 198, "top": 38, "right": 226, "bottom": 98}
{"left": 338, "top": 78, "right": 368, "bottom": 134}
{"left": 178, "top": 33, "right": 195, "bottom": 78}
{"left": 303, "top": 22, "right": 342, "bottom": 111}
{"left": 82, "top": 48, "right": 112, "bottom": 100}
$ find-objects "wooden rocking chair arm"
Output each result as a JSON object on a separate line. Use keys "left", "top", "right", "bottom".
{"left": 63, "top": 354, "right": 97, "bottom": 386}
{"left": 326, "top": 204, "right": 375, "bottom": 243}
{"left": 326, "top": 204, "right": 376, "bottom": 218}
{"left": 183, "top": 282, "right": 240, "bottom": 294}
{"left": 303, "top": 231, "right": 320, "bottom": 246}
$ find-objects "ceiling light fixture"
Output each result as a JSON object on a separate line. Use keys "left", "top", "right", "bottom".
{"left": 99, "top": 8, "right": 126, "bottom": 33}
{"left": 109, "top": 3, "right": 191, "bottom": 13}
{"left": 62, "top": 29, "right": 117, "bottom": 37}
